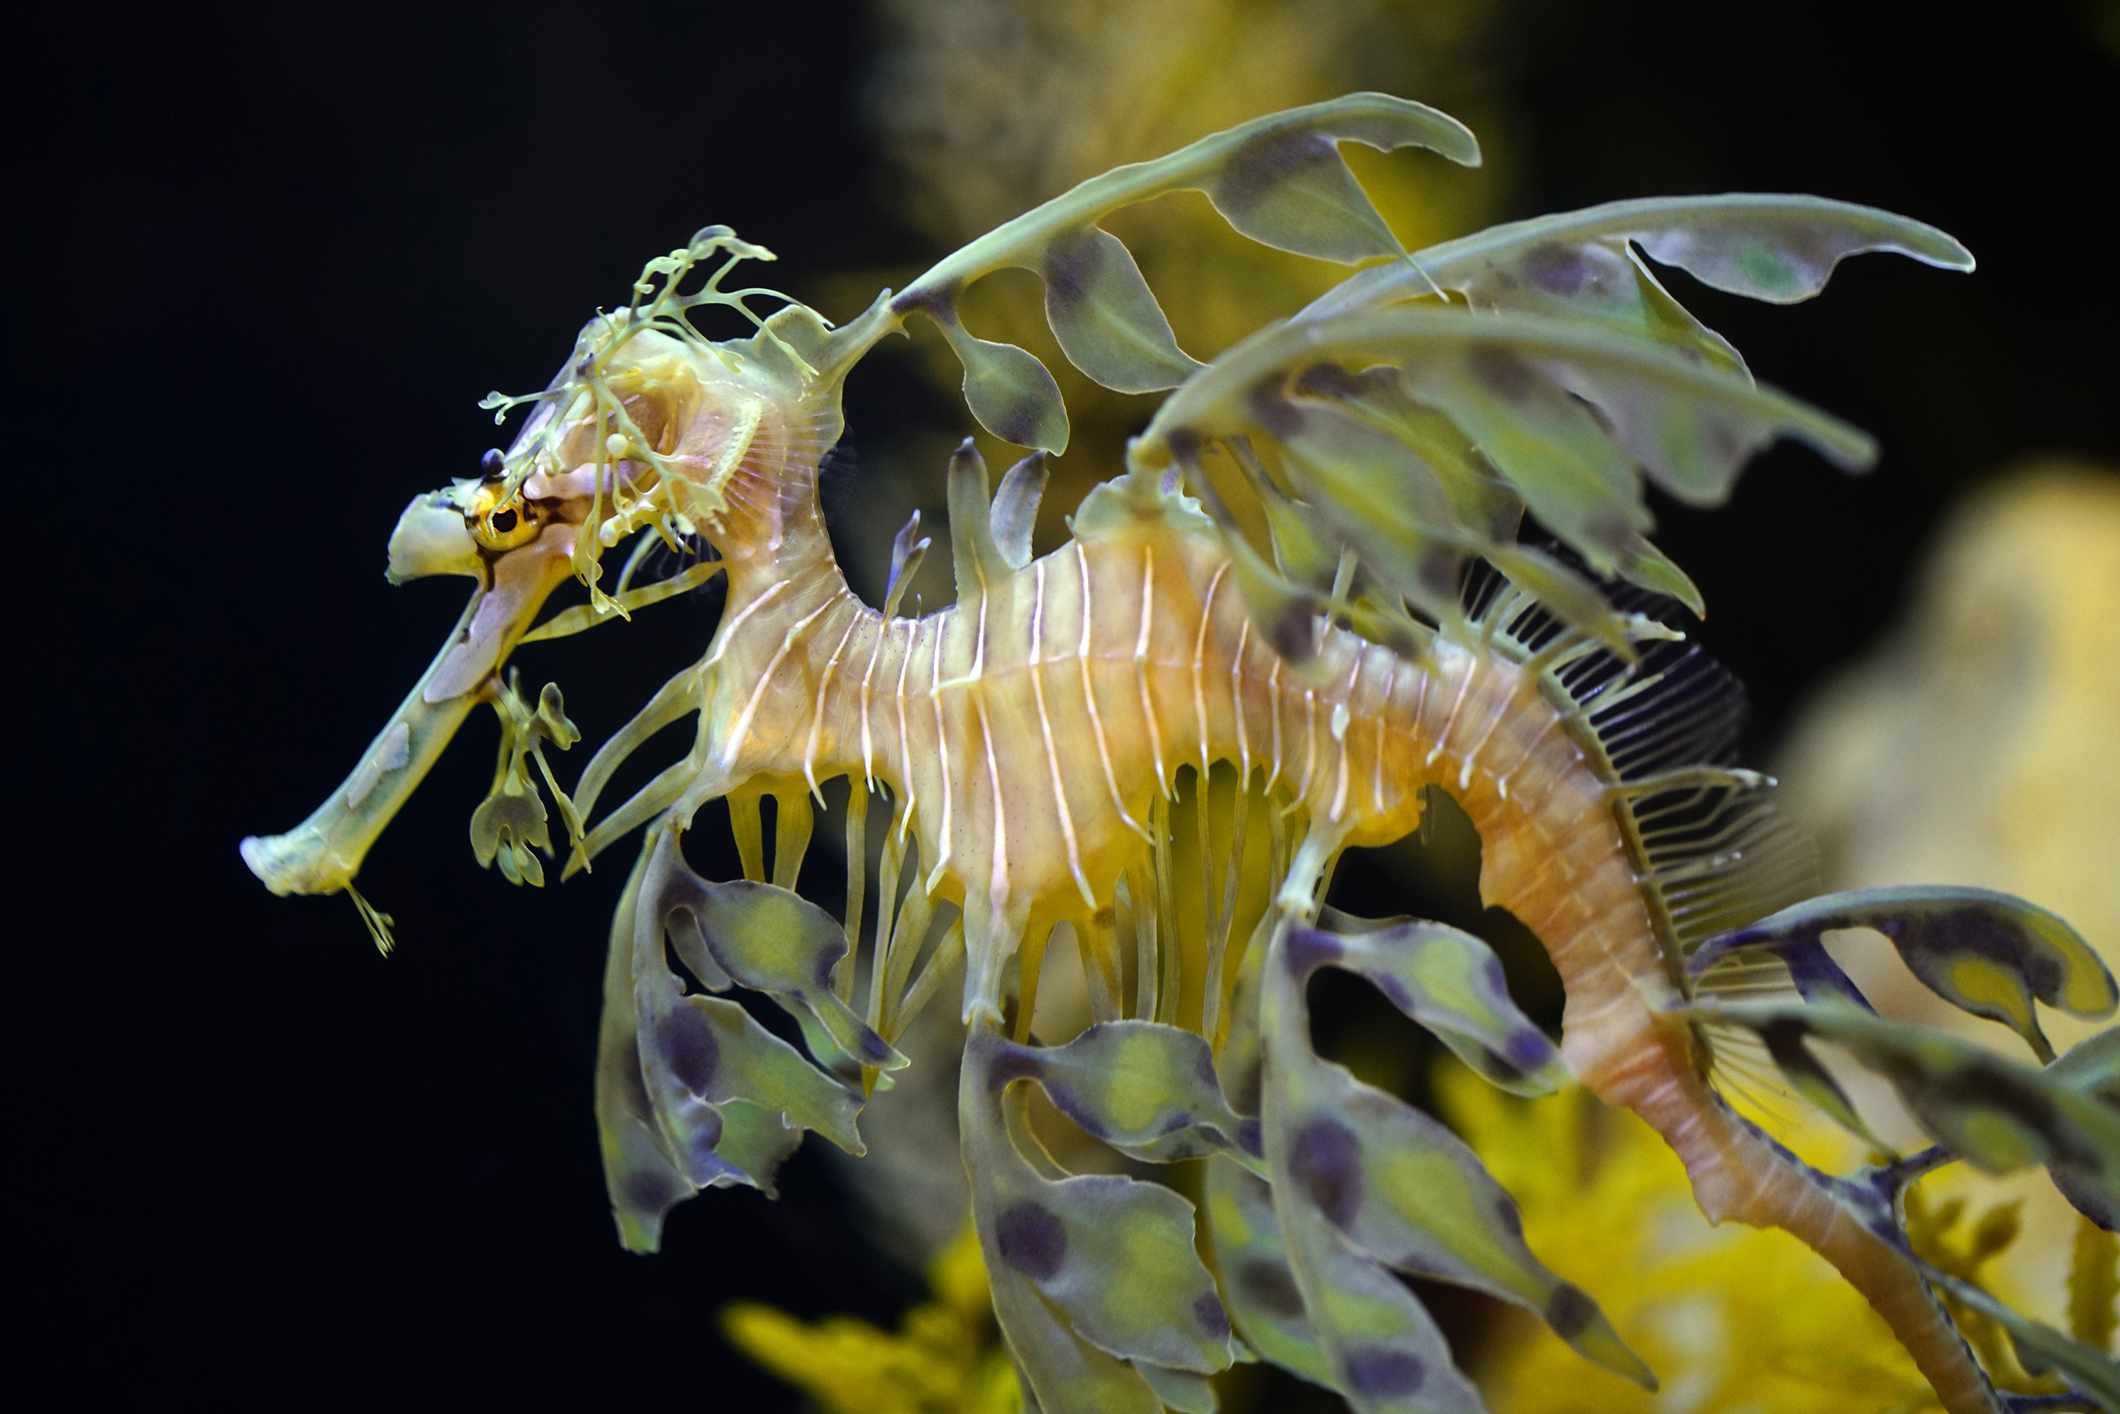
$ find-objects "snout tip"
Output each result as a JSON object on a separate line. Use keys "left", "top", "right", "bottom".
{"left": 386, "top": 496, "right": 481, "bottom": 585}
{"left": 240, "top": 826, "right": 350, "bottom": 898}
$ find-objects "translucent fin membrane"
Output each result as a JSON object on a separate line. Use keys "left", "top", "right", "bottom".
{"left": 1470, "top": 577, "right": 1818, "bottom": 962}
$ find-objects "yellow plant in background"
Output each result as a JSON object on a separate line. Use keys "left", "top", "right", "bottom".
{"left": 1446, "top": 1062, "right": 1929, "bottom": 1413}
{"left": 1448, "top": 1059, "right": 2118, "bottom": 1411}
{"left": 723, "top": 1224, "right": 1021, "bottom": 1414}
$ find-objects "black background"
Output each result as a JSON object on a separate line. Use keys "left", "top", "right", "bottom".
{"left": 13, "top": 3, "right": 2116, "bottom": 1408}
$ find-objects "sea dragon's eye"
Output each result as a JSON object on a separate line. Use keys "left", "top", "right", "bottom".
{"left": 466, "top": 482, "right": 541, "bottom": 551}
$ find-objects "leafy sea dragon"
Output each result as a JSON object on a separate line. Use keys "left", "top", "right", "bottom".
{"left": 241, "top": 95, "right": 2120, "bottom": 1412}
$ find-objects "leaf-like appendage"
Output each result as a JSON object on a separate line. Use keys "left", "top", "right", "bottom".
{"left": 1270, "top": 1205, "right": 1477, "bottom": 1414}
{"left": 1613, "top": 535, "right": 1705, "bottom": 615}
{"left": 2052, "top": 1031, "right": 2120, "bottom": 1232}
{"left": 1042, "top": 226, "right": 1199, "bottom": 393}
{"left": 1154, "top": 192, "right": 1970, "bottom": 643}
{"left": 696, "top": 1098, "right": 803, "bottom": 1196}
{"left": 1255, "top": 376, "right": 1491, "bottom": 632}
{"left": 1173, "top": 447, "right": 1427, "bottom": 674}
{"left": 902, "top": 94, "right": 1477, "bottom": 302}
{"left": 1203, "top": 125, "right": 1416, "bottom": 264}
{"left": 1009, "top": 1166, "right": 1233, "bottom": 1374}
{"left": 470, "top": 782, "right": 552, "bottom": 886}
{"left": 597, "top": 843, "right": 699, "bottom": 1253}
{"left": 1925, "top": 1268, "right": 2120, "bottom": 1409}
{"left": 1632, "top": 196, "right": 1972, "bottom": 303}
{"left": 655, "top": 995, "right": 869, "bottom": 1155}
{"left": 1698, "top": 999, "right": 2120, "bottom": 1229}
{"left": 2052, "top": 1029, "right": 2120, "bottom": 1105}
{"left": 974, "top": 1242, "right": 1163, "bottom": 1414}
{"left": 1694, "top": 886, "right": 2116, "bottom": 1064}
{"left": 1701, "top": 925, "right": 1879, "bottom": 1013}
{"left": 1289, "top": 922, "right": 1569, "bottom": 1096}
{"left": 891, "top": 93, "right": 1478, "bottom": 442}
{"left": 1422, "top": 360, "right": 1652, "bottom": 569}
{"left": 1204, "top": 1157, "right": 1340, "bottom": 1392}
{"left": 1216, "top": 438, "right": 1340, "bottom": 586}
{"left": 933, "top": 319, "right": 1071, "bottom": 455}
{"left": 594, "top": 829, "right": 890, "bottom": 1252}
{"left": 1303, "top": 194, "right": 1972, "bottom": 327}
{"left": 1137, "top": 1362, "right": 1218, "bottom": 1413}
{"left": 654, "top": 858, "right": 907, "bottom": 1078}
{"left": 961, "top": 1033, "right": 1235, "bottom": 1413}
{"left": 1136, "top": 308, "right": 1869, "bottom": 651}
{"left": 986, "top": 1021, "right": 1262, "bottom": 1168}
{"left": 1264, "top": 923, "right": 1653, "bottom": 1399}
{"left": 636, "top": 857, "right": 870, "bottom": 1161}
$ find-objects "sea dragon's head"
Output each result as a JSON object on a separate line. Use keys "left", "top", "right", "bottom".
{"left": 240, "top": 226, "right": 872, "bottom": 936}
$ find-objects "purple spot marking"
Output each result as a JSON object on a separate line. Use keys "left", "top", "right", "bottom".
{"left": 1522, "top": 242, "right": 1591, "bottom": 297}
{"left": 1507, "top": 1028, "right": 1554, "bottom": 1072}
{"left": 1194, "top": 1039, "right": 1223, "bottom": 1089}
{"left": 1289, "top": 1117, "right": 1362, "bottom": 1229}
{"left": 995, "top": 1201, "right": 1067, "bottom": 1281}
{"left": 1345, "top": 1346, "right": 1425, "bottom": 1397}
{"left": 658, "top": 1011, "right": 718, "bottom": 1095}
{"left": 1284, "top": 927, "right": 1343, "bottom": 979}
{"left": 985, "top": 1045, "right": 1044, "bottom": 1092}
{"left": 621, "top": 1170, "right": 681, "bottom": 1214}
{"left": 1544, "top": 1282, "right": 1597, "bottom": 1339}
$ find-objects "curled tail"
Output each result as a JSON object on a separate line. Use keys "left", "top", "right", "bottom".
{"left": 1455, "top": 588, "right": 2119, "bottom": 1413}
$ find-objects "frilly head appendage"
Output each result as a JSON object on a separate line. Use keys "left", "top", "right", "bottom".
{"left": 471, "top": 224, "right": 874, "bottom": 598}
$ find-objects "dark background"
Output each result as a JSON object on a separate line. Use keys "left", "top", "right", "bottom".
{"left": 13, "top": 2, "right": 2116, "bottom": 1408}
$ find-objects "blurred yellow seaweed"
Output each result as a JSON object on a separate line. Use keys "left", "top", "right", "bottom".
{"left": 724, "top": 1224, "right": 1020, "bottom": 1414}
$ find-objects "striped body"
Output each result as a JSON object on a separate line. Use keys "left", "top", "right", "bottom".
{"left": 704, "top": 456, "right": 1679, "bottom": 1065}
{"left": 681, "top": 442, "right": 1993, "bottom": 1409}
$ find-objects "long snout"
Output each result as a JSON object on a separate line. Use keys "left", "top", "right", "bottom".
{"left": 240, "top": 497, "right": 578, "bottom": 898}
